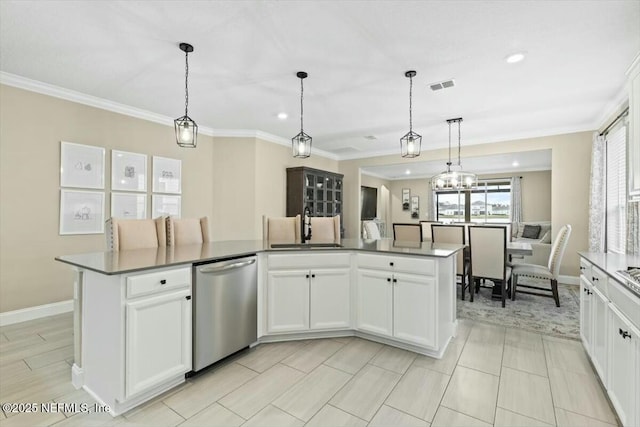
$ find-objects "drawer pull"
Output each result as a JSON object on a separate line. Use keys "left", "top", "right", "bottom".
{"left": 387, "top": 278, "right": 391, "bottom": 282}
{"left": 592, "top": 276, "right": 598, "bottom": 282}
{"left": 185, "top": 295, "right": 191, "bottom": 300}
{"left": 311, "top": 274, "right": 316, "bottom": 278}
{"left": 389, "top": 262, "right": 394, "bottom": 267}
{"left": 586, "top": 289, "right": 592, "bottom": 295}
{"left": 306, "top": 274, "right": 309, "bottom": 279}
{"left": 619, "top": 328, "right": 631, "bottom": 339}
{"left": 393, "top": 278, "right": 398, "bottom": 283}
{"left": 160, "top": 279, "right": 167, "bottom": 285}
{"left": 579, "top": 266, "right": 585, "bottom": 271}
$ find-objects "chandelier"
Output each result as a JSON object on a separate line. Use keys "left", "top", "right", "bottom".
{"left": 174, "top": 43, "right": 198, "bottom": 148}
{"left": 431, "top": 118, "right": 477, "bottom": 190}
{"left": 292, "top": 71, "right": 311, "bottom": 158}
{"left": 400, "top": 70, "right": 421, "bottom": 158}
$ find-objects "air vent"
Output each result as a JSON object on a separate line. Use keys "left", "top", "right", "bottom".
{"left": 429, "top": 79, "right": 456, "bottom": 91}
{"left": 364, "top": 135, "right": 377, "bottom": 140}
{"left": 331, "top": 146, "right": 361, "bottom": 154}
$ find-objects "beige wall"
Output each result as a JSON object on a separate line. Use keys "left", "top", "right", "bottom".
{"left": 389, "top": 179, "right": 431, "bottom": 224}
{"left": 340, "top": 133, "right": 592, "bottom": 276}
{"left": 0, "top": 85, "right": 215, "bottom": 312}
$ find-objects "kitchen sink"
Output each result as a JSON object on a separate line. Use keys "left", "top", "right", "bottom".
{"left": 269, "top": 243, "right": 343, "bottom": 249}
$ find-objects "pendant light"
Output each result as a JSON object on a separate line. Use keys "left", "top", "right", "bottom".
{"left": 174, "top": 43, "right": 198, "bottom": 148}
{"left": 400, "top": 70, "right": 421, "bottom": 158}
{"left": 431, "top": 118, "right": 477, "bottom": 190}
{"left": 292, "top": 71, "right": 312, "bottom": 158}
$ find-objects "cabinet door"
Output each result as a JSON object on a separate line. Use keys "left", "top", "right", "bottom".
{"left": 608, "top": 305, "right": 639, "bottom": 427}
{"left": 125, "top": 289, "right": 191, "bottom": 398}
{"left": 310, "top": 268, "right": 350, "bottom": 330}
{"left": 393, "top": 273, "right": 437, "bottom": 348}
{"left": 356, "top": 269, "right": 393, "bottom": 336}
{"left": 580, "top": 277, "right": 593, "bottom": 350}
{"left": 267, "top": 270, "right": 310, "bottom": 333}
{"left": 591, "top": 286, "right": 608, "bottom": 382}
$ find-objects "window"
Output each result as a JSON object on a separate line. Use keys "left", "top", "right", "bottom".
{"left": 606, "top": 125, "right": 627, "bottom": 254}
{"left": 436, "top": 180, "right": 511, "bottom": 223}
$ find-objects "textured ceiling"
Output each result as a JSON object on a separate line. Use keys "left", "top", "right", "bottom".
{"left": 1, "top": 1, "right": 638, "bottom": 158}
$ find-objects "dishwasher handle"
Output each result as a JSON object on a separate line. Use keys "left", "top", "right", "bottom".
{"left": 198, "top": 258, "right": 256, "bottom": 274}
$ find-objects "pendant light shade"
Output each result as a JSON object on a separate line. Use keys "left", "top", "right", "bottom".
{"left": 175, "top": 43, "right": 198, "bottom": 148}
{"left": 292, "top": 71, "right": 312, "bottom": 158}
{"left": 431, "top": 118, "right": 477, "bottom": 190}
{"left": 400, "top": 70, "right": 421, "bottom": 158}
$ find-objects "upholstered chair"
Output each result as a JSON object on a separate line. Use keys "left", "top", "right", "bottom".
{"left": 511, "top": 224, "right": 572, "bottom": 307}
{"left": 362, "top": 221, "right": 381, "bottom": 240}
{"left": 469, "top": 226, "right": 512, "bottom": 307}
{"left": 263, "top": 215, "right": 301, "bottom": 243}
{"left": 106, "top": 217, "right": 166, "bottom": 251}
{"left": 419, "top": 221, "right": 440, "bottom": 242}
{"left": 166, "top": 216, "right": 209, "bottom": 246}
{"left": 309, "top": 215, "right": 341, "bottom": 243}
{"left": 392, "top": 223, "right": 422, "bottom": 242}
{"left": 431, "top": 224, "right": 470, "bottom": 300}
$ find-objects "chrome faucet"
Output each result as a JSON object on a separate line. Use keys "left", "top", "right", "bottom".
{"left": 302, "top": 207, "right": 312, "bottom": 243}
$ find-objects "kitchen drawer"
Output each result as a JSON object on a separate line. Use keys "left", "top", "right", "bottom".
{"left": 579, "top": 258, "right": 592, "bottom": 281}
{"left": 357, "top": 253, "right": 435, "bottom": 276}
{"left": 608, "top": 278, "right": 640, "bottom": 329}
{"left": 591, "top": 266, "right": 608, "bottom": 297}
{"left": 268, "top": 253, "right": 351, "bottom": 270}
{"left": 126, "top": 266, "right": 191, "bottom": 299}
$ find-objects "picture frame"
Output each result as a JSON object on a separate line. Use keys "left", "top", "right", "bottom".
{"left": 111, "top": 150, "right": 147, "bottom": 192}
{"left": 152, "top": 156, "right": 182, "bottom": 194}
{"left": 152, "top": 194, "right": 181, "bottom": 218}
{"left": 59, "top": 189, "right": 105, "bottom": 235}
{"left": 402, "top": 188, "right": 410, "bottom": 211}
{"left": 60, "top": 141, "right": 105, "bottom": 189}
{"left": 111, "top": 192, "right": 147, "bottom": 219}
{"left": 411, "top": 195, "right": 420, "bottom": 219}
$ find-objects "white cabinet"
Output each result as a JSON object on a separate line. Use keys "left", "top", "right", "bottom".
{"left": 393, "top": 273, "right": 436, "bottom": 348}
{"left": 591, "top": 285, "right": 608, "bottom": 381}
{"left": 608, "top": 304, "right": 639, "bottom": 427}
{"left": 126, "top": 288, "right": 191, "bottom": 397}
{"left": 356, "top": 269, "right": 393, "bottom": 336}
{"left": 267, "top": 270, "right": 310, "bottom": 333}
{"left": 266, "top": 253, "right": 351, "bottom": 334}
{"left": 580, "top": 276, "right": 593, "bottom": 350}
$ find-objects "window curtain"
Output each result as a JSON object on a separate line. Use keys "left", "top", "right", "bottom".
{"left": 510, "top": 176, "right": 522, "bottom": 224}
{"left": 589, "top": 132, "right": 606, "bottom": 252}
{"left": 628, "top": 200, "right": 640, "bottom": 255}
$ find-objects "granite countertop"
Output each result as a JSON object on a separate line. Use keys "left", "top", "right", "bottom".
{"left": 578, "top": 251, "right": 640, "bottom": 296}
{"left": 55, "top": 238, "right": 465, "bottom": 275}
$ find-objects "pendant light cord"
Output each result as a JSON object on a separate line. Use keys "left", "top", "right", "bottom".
{"left": 408, "top": 76, "right": 413, "bottom": 132}
{"left": 184, "top": 50, "right": 189, "bottom": 117}
{"left": 300, "top": 77, "right": 304, "bottom": 132}
{"left": 457, "top": 119, "right": 461, "bottom": 166}
{"left": 447, "top": 120, "right": 452, "bottom": 169}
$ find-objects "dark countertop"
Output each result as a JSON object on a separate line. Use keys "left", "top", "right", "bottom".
{"left": 56, "top": 238, "right": 465, "bottom": 275}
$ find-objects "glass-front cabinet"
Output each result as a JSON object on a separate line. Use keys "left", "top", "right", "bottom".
{"left": 287, "top": 167, "right": 344, "bottom": 234}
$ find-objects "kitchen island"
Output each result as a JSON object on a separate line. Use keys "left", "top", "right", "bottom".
{"left": 56, "top": 238, "right": 464, "bottom": 416}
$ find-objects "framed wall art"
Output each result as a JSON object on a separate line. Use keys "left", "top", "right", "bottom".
{"left": 59, "top": 189, "right": 105, "bottom": 235}
{"left": 402, "top": 188, "right": 410, "bottom": 211}
{"left": 152, "top": 194, "right": 181, "bottom": 218}
{"left": 111, "top": 192, "right": 147, "bottom": 219}
{"left": 411, "top": 195, "right": 419, "bottom": 219}
{"left": 111, "top": 150, "right": 147, "bottom": 192}
{"left": 152, "top": 156, "right": 182, "bottom": 194}
{"left": 60, "top": 141, "right": 105, "bottom": 189}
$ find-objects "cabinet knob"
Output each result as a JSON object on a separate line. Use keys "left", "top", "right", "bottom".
{"left": 393, "top": 278, "right": 397, "bottom": 283}
{"left": 311, "top": 274, "right": 316, "bottom": 278}
{"left": 306, "top": 274, "right": 310, "bottom": 279}
{"left": 619, "top": 328, "right": 632, "bottom": 339}
{"left": 592, "top": 276, "right": 598, "bottom": 282}
{"left": 580, "top": 266, "right": 585, "bottom": 271}
{"left": 185, "top": 295, "right": 191, "bottom": 300}
{"left": 587, "top": 289, "right": 592, "bottom": 295}
{"left": 389, "top": 262, "right": 394, "bottom": 267}
{"left": 160, "top": 279, "right": 167, "bottom": 285}
{"left": 387, "top": 278, "right": 391, "bottom": 282}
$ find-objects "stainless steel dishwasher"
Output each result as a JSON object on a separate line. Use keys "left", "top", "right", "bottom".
{"left": 192, "top": 255, "right": 257, "bottom": 372}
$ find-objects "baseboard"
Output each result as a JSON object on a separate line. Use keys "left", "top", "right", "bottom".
{"left": 0, "top": 300, "right": 73, "bottom": 326}
{"left": 559, "top": 275, "right": 579, "bottom": 285}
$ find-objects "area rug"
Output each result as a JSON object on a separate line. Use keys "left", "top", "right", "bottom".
{"left": 456, "top": 277, "right": 581, "bottom": 340}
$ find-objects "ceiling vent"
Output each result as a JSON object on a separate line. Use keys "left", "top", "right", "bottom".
{"left": 331, "top": 146, "right": 361, "bottom": 154}
{"left": 429, "top": 79, "right": 456, "bottom": 91}
{"left": 364, "top": 135, "right": 377, "bottom": 140}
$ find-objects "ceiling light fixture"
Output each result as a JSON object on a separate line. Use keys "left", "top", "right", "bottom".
{"left": 292, "top": 71, "right": 311, "bottom": 158}
{"left": 277, "top": 112, "right": 288, "bottom": 120}
{"left": 406, "top": 170, "right": 411, "bottom": 175}
{"left": 431, "top": 118, "right": 477, "bottom": 190}
{"left": 400, "top": 70, "right": 421, "bottom": 158}
{"left": 505, "top": 52, "right": 526, "bottom": 64}
{"left": 174, "top": 43, "right": 197, "bottom": 148}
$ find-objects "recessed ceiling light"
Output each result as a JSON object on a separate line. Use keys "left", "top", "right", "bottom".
{"left": 277, "top": 112, "right": 288, "bottom": 120}
{"left": 512, "top": 161, "right": 519, "bottom": 167}
{"left": 505, "top": 52, "right": 526, "bottom": 64}
{"left": 405, "top": 170, "right": 411, "bottom": 175}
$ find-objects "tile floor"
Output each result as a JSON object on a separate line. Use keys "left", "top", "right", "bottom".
{"left": 0, "top": 313, "right": 620, "bottom": 426}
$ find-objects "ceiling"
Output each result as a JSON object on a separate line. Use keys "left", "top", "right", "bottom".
{"left": 1, "top": 1, "right": 638, "bottom": 159}
{"left": 362, "top": 149, "right": 552, "bottom": 180}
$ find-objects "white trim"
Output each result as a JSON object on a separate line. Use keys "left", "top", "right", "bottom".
{"left": 0, "top": 300, "right": 73, "bottom": 326}
{"left": 559, "top": 275, "right": 579, "bottom": 285}
{"left": 625, "top": 52, "right": 640, "bottom": 78}
{"left": 72, "top": 364, "right": 84, "bottom": 389}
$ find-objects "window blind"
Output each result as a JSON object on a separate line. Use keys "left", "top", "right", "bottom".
{"left": 606, "top": 125, "right": 627, "bottom": 254}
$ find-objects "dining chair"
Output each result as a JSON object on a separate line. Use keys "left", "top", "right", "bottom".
{"left": 431, "top": 224, "right": 470, "bottom": 300}
{"left": 309, "top": 215, "right": 341, "bottom": 243}
{"left": 166, "top": 216, "right": 210, "bottom": 245}
{"left": 106, "top": 217, "right": 166, "bottom": 251}
{"left": 262, "top": 215, "right": 301, "bottom": 243}
{"left": 419, "top": 221, "right": 440, "bottom": 242}
{"left": 468, "top": 225, "right": 511, "bottom": 307}
{"left": 511, "top": 224, "right": 572, "bottom": 307}
{"left": 362, "top": 221, "right": 381, "bottom": 240}
{"left": 392, "top": 223, "right": 422, "bottom": 242}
